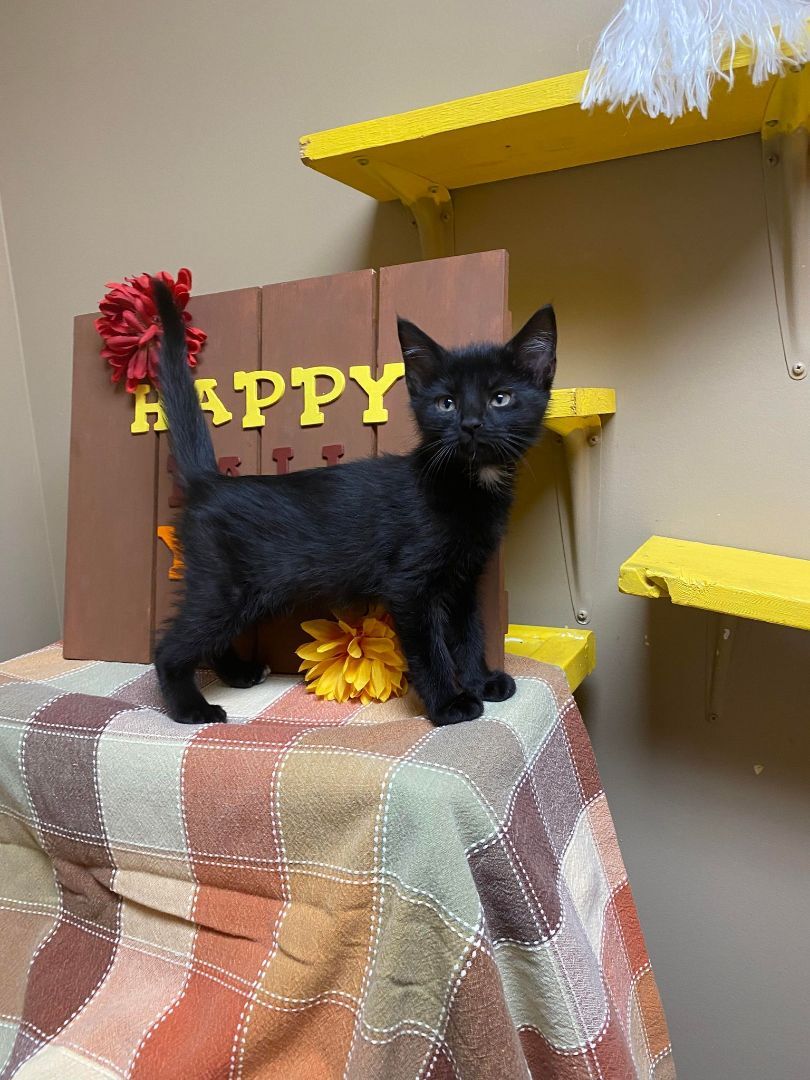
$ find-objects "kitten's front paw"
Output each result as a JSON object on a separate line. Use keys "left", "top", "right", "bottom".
{"left": 481, "top": 670, "right": 516, "bottom": 702}
{"left": 432, "top": 690, "right": 484, "bottom": 726}
{"left": 175, "top": 702, "right": 227, "bottom": 725}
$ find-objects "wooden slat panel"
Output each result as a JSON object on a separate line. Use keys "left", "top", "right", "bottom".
{"left": 377, "top": 250, "right": 511, "bottom": 668}
{"left": 153, "top": 288, "right": 262, "bottom": 655}
{"left": 257, "top": 269, "right": 377, "bottom": 672}
{"left": 63, "top": 315, "right": 157, "bottom": 662}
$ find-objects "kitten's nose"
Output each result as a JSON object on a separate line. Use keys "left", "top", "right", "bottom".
{"left": 461, "top": 417, "right": 482, "bottom": 434}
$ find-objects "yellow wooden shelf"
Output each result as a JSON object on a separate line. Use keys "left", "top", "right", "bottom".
{"left": 301, "top": 43, "right": 778, "bottom": 199}
{"left": 546, "top": 387, "right": 615, "bottom": 423}
{"left": 618, "top": 536, "right": 810, "bottom": 630}
{"left": 505, "top": 624, "right": 595, "bottom": 691}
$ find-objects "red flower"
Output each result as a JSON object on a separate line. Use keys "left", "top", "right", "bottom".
{"left": 95, "top": 268, "right": 207, "bottom": 393}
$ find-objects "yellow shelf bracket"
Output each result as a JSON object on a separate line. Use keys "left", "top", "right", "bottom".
{"left": 355, "top": 158, "right": 455, "bottom": 259}
{"left": 762, "top": 63, "right": 810, "bottom": 381}
{"left": 546, "top": 411, "right": 606, "bottom": 626}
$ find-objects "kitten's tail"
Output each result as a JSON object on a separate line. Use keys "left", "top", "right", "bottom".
{"left": 151, "top": 278, "right": 217, "bottom": 487}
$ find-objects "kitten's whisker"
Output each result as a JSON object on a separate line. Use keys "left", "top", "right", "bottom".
{"left": 418, "top": 441, "right": 454, "bottom": 485}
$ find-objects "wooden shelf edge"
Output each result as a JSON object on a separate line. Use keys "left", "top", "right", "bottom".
{"left": 299, "top": 41, "right": 779, "bottom": 198}
{"left": 505, "top": 624, "right": 596, "bottom": 691}
{"left": 618, "top": 535, "right": 810, "bottom": 631}
{"left": 546, "top": 387, "right": 616, "bottom": 423}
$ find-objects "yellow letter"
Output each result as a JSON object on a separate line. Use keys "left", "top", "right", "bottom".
{"left": 290, "top": 365, "right": 346, "bottom": 427}
{"left": 131, "top": 383, "right": 167, "bottom": 434}
{"left": 233, "top": 369, "right": 285, "bottom": 429}
{"left": 349, "top": 362, "right": 405, "bottom": 424}
{"left": 194, "top": 378, "right": 232, "bottom": 426}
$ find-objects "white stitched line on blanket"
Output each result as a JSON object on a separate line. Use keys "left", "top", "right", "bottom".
{"left": 1, "top": 904, "right": 459, "bottom": 1044}
{"left": 2, "top": 713, "right": 587, "bottom": 885}
{"left": 341, "top": 726, "right": 434, "bottom": 1080}
{"left": 10, "top": 691, "right": 68, "bottom": 1078}
{"left": 17, "top": 704, "right": 134, "bottom": 1074}
{"left": 459, "top": 701, "right": 603, "bottom": 1080}
{"left": 0, "top": 833, "right": 481, "bottom": 950}
{"left": 610, "top": 867, "right": 649, "bottom": 1050}
{"left": 0, "top": 714, "right": 322, "bottom": 739}
{"left": 465, "top": 702, "right": 580, "bottom": 857}
{"left": 464, "top": 697, "right": 580, "bottom": 858}
{"left": 523, "top": 727, "right": 606, "bottom": 1080}
{"left": 230, "top": 726, "right": 307, "bottom": 1080}
{"left": 649, "top": 1041, "right": 673, "bottom": 1079}
{"left": 0, "top": 1015, "right": 123, "bottom": 1078}
{"left": 586, "top": 795, "right": 638, "bottom": 1047}
{"left": 0, "top": 733, "right": 510, "bottom": 844}
{"left": 127, "top": 732, "right": 200, "bottom": 1074}
{"left": 510, "top": 963, "right": 657, "bottom": 1064}
{"left": 419, "top": 927, "right": 487, "bottom": 1080}
{"left": 2, "top": 896, "right": 359, "bottom": 1007}
{"left": 1, "top": 890, "right": 491, "bottom": 988}
{"left": 379, "top": 726, "right": 479, "bottom": 1080}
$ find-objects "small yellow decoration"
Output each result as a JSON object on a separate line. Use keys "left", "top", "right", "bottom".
{"left": 195, "top": 378, "right": 233, "bottom": 426}
{"left": 233, "top": 369, "right": 286, "bottom": 429}
{"left": 296, "top": 606, "right": 408, "bottom": 704}
{"left": 131, "top": 384, "right": 168, "bottom": 433}
{"left": 349, "top": 362, "right": 405, "bottom": 423}
{"left": 156, "top": 525, "right": 185, "bottom": 580}
{"left": 290, "top": 365, "right": 346, "bottom": 427}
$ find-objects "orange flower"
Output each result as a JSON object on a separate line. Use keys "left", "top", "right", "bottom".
{"left": 296, "top": 605, "right": 408, "bottom": 704}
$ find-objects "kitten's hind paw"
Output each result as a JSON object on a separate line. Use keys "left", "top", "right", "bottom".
{"left": 174, "top": 702, "right": 227, "bottom": 725}
{"left": 481, "top": 670, "right": 516, "bottom": 702}
{"left": 432, "top": 690, "right": 484, "bottom": 726}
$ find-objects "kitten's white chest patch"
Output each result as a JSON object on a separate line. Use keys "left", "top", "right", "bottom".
{"left": 478, "top": 465, "right": 506, "bottom": 491}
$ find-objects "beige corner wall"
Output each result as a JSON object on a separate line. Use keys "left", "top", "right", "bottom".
{"left": 0, "top": 195, "right": 59, "bottom": 659}
{"left": 1, "top": 1, "right": 809, "bottom": 1075}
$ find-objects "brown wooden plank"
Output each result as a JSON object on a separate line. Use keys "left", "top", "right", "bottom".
{"left": 377, "top": 251, "right": 511, "bottom": 669}
{"left": 63, "top": 314, "right": 157, "bottom": 662}
{"left": 153, "top": 288, "right": 262, "bottom": 657}
{"left": 256, "top": 269, "right": 377, "bottom": 672}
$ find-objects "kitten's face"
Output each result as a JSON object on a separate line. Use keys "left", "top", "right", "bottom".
{"left": 397, "top": 306, "right": 556, "bottom": 475}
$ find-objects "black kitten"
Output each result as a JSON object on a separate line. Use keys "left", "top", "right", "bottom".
{"left": 152, "top": 280, "right": 556, "bottom": 726}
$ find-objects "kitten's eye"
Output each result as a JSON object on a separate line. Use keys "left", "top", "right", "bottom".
{"left": 436, "top": 396, "right": 456, "bottom": 412}
{"left": 490, "top": 391, "right": 512, "bottom": 408}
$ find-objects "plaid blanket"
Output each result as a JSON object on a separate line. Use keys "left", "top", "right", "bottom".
{"left": 0, "top": 644, "right": 673, "bottom": 1079}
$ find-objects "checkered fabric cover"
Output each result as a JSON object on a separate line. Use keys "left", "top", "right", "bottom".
{"left": 0, "top": 644, "right": 674, "bottom": 1079}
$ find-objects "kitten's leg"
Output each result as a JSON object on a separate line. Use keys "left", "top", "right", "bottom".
{"left": 448, "top": 591, "right": 516, "bottom": 703}
{"left": 155, "top": 610, "right": 233, "bottom": 724}
{"left": 211, "top": 646, "right": 266, "bottom": 689}
{"left": 391, "top": 603, "right": 483, "bottom": 726}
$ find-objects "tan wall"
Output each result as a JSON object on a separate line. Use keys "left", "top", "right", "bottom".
{"left": 0, "top": 194, "right": 59, "bottom": 659}
{"left": 1, "top": 1, "right": 809, "bottom": 1075}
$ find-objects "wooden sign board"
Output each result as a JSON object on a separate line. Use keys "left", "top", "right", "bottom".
{"left": 64, "top": 251, "right": 510, "bottom": 673}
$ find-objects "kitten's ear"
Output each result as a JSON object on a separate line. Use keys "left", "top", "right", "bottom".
{"left": 508, "top": 304, "right": 557, "bottom": 392}
{"left": 397, "top": 317, "right": 443, "bottom": 392}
